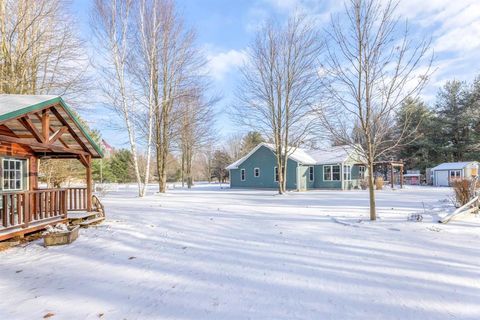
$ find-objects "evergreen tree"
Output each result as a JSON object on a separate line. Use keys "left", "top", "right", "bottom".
{"left": 212, "top": 150, "right": 231, "bottom": 183}
{"left": 240, "top": 131, "right": 265, "bottom": 156}
{"left": 435, "top": 80, "right": 474, "bottom": 161}
{"left": 396, "top": 98, "right": 438, "bottom": 171}
{"left": 109, "top": 149, "right": 134, "bottom": 183}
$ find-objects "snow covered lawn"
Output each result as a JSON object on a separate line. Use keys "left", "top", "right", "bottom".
{"left": 1, "top": 184, "right": 479, "bottom": 319}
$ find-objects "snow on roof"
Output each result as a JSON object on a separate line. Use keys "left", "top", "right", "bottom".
{"left": 0, "top": 94, "right": 59, "bottom": 116}
{"left": 404, "top": 173, "right": 421, "bottom": 177}
{"left": 226, "top": 143, "right": 359, "bottom": 169}
{"left": 261, "top": 143, "right": 317, "bottom": 165}
{"left": 431, "top": 162, "right": 478, "bottom": 171}
{"left": 307, "top": 145, "right": 358, "bottom": 165}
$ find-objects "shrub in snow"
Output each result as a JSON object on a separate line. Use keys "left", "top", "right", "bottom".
{"left": 375, "top": 177, "right": 384, "bottom": 190}
{"left": 360, "top": 179, "right": 368, "bottom": 190}
{"left": 408, "top": 213, "right": 423, "bottom": 222}
{"left": 451, "top": 178, "right": 477, "bottom": 207}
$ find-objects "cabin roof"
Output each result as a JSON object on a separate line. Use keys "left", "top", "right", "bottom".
{"left": 0, "top": 95, "right": 103, "bottom": 159}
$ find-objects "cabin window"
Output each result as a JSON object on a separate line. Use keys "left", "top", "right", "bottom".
{"left": 343, "top": 165, "right": 352, "bottom": 181}
{"left": 358, "top": 166, "right": 366, "bottom": 179}
{"left": 308, "top": 166, "right": 314, "bottom": 182}
{"left": 324, "top": 165, "right": 340, "bottom": 181}
{"left": 240, "top": 169, "right": 246, "bottom": 181}
{"left": 3, "top": 159, "right": 23, "bottom": 191}
{"left": 254, "top": 168, "right": 260, "bottom": 177}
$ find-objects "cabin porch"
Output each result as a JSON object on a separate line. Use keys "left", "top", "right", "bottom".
{"left": 0, "top": 94, "right": 104, "bottom": 242}
{"left": 0, "top": 187, "right": 93, "bottom": 241}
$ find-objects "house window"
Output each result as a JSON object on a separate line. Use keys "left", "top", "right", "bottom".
{"left": 358, "top": 166, "right": 366, "bottom": 179}
{"left": 450, "top": 170, "right": 461, "bottom": 180}
{"left": 254, "top": 168, "right": 260, "bottom": 177}
{"left": 240, "top": 169, "right": 246, "bottom": 181}
{"left": 343, "top": 165, "right": 352, "bottom": 181}
{"left": 324, "top": 165, "right": 341, "bottom": 181}
{"left": 3, "top": 159, "right": 23, "bottom": 191}
{"left": 308, "top": 166, "right": 314, "bottom": 182}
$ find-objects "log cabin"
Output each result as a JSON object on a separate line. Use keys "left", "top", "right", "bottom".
{"left": 0, "top": 95, "right": 103, "bottom": 241}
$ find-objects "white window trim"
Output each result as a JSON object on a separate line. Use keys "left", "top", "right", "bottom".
{"left": 2, "top": 158, "right": 23, "bottom": 191}
{"left": 254, "top": 167, "right": 260, "bottom": 177}
{"left": 240, "top": 168, "right": 246, "bottom": 181}
{"left": 274, "top": 166, "right": 278, "bottom": 182}
{"left": 449, "top": 170, "right": 462, "bottom": 178}
{"left": 343, "top": 165, "right": 352, "bottom": 181}
{"left": 323, "top": 165, "right": 341, "bottom": 181}
{"left": 308, "top": 166, "right": 314, "bottom": 182}
{"left": 358, "top": 165, "right": 366, "bottom": 179}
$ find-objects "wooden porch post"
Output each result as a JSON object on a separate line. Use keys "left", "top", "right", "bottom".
{"left": 28, "top": 156, "right": 39, "bottom": 221}
{"left": 86, "top": 155, "right": 92, "bottom": 212}
{"left": 28, "top": 156, "right": 38, "bottom": 190}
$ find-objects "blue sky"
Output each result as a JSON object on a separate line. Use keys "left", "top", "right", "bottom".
{"left": 71, "top": 0, "right": 480, "bottom": 149}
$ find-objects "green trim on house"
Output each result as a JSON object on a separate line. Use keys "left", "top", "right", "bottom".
{"left": 59, "top": 98, "right": 104, "bottom": 157}
{"left": 0, "top": 96, "right": 103, "bottom": 158}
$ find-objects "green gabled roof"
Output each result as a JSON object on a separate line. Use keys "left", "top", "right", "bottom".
{"left": 0, "top": 94, "right": 104, "bottom": 158}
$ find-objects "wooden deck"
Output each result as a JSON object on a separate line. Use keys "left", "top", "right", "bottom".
{"left": 0, "top": 187, "right": 88, "bottom": 241}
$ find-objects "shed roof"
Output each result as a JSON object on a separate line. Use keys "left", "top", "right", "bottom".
{"left": 0, "top": 94, "right": 103, "bottom": 158}
{"left": 431, "top": 162, "right": 478, "bottom": 171}
{"left": 226, "top": 143, "right": 361, "bottom": 170}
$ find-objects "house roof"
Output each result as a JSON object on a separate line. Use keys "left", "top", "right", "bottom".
{"left": 226, "top": 142, "right": 360, "bottom": 170}
{"left": 431, "top": 162, "right": 478, "bottom": 171}
{"left": 0, "top": 94, "right": 103, "bottom": 158}
{"left": 307, "top": 145, "right": 359, "bottom": 165}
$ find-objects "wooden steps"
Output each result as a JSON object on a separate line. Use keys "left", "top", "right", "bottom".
{"left": 79, "top": 217, "right": 105, "bottom": 227}
{"left": 67, "top": 196, "right": 106, "bottom": 228}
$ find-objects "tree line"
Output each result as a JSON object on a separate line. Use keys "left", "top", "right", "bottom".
{"left": 2, "top": 0, "right": 478, "bottom": 222}
{"left": 397, "top": 78, "right": 480, "bottom": 170}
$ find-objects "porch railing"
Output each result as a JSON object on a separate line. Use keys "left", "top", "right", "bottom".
{"left": 1, "top": 189, "right": 67, "bottom": 230}
{"left": 0, "top": 187, "right": 89, "bottom": 230}
{"left": 67, "top": 187, "right": 88, "bottom": 211}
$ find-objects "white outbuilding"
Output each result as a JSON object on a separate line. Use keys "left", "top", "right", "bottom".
{"left": 431, "top": 161, "right": 479, "bottom": 186}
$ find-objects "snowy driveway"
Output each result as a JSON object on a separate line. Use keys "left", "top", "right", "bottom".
{"left": 1, "top": 185, "right": 479, "bottom": 319}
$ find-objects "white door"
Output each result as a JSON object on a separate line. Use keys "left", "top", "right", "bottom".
{"left": 435, "top": 171, "right": 449, "bottom": 186}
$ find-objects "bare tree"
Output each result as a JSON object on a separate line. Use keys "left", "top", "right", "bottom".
{"left": 131, "top": 0, "right": 162, "bottom": 196}
{"left": 234, "top": 14, "right": 323, "bottom": 194}
{"left": 142, "top": 0, "right": 206, "bottom": 193}
{"left": 319, "top": 0, "right": 433, "bottom": 220}
{"left": 177, "top": 89, "right": 216, "bottom": 188}
{"left": 91, "top": 0, "right": 145, "bottom": 196}
{"left": 224, "top": 133, "right": 244, "bottom": 161}
{"left": 0, "top": 0, "right": 89, "bottom": 101}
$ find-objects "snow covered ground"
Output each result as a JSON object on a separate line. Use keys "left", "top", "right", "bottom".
{"left": 1, "top": 184, "right": 479, "bottom": 320}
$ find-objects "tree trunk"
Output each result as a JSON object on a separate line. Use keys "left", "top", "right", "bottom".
{"left": 181, "top": 152, "right": 185, "bottom": 188}
{"left": 368, "top": 158, "right": 376, "bottom": 221}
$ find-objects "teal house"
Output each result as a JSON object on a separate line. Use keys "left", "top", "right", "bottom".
{"left": 227, "top": 143, "right": 366, "bottom": 190}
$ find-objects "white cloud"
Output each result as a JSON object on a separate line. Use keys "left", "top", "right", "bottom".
{"left": 207, "top": 49, "right": 247, "bottom": 81}
{"left": 263, "top": 0, "right": 301, "bottom": 11}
